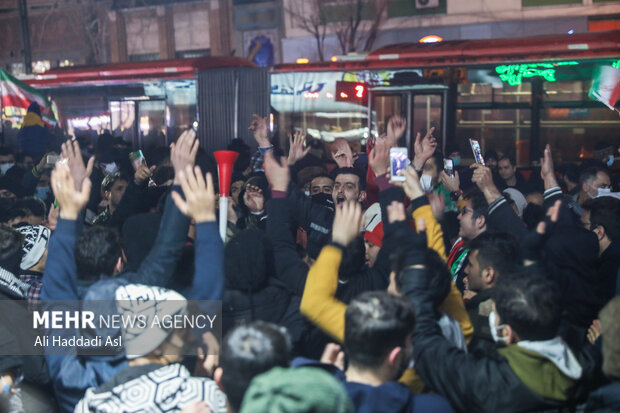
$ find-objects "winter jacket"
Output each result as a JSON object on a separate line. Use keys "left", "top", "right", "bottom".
{"left": 464, "top": 287, "right": 496, "bottom": 356}
{"left": 17, "top": 110, "right": 53, "bottom": 158}
{"left": 346, "top": 381, "right": 453, "bottom": 413}
{"left": 401, "top": 264, "right": 601, "bottom": 412}
{"left": 584, "top": 381, "right": 620, "bottom": 412}
{"left": 41, "top": 188, "right": 220, "bottom": 413}
{"left": 75, "top": 363, "right": 227, "bottom": 412}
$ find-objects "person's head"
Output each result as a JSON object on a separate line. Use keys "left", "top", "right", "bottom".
{"left": 599, "top": 296, "right": 620, "bottom": 380}
{"left": 581, "top": 197, "right": 620, "bottom": 255}
{"left": 76, "top": 226, "right": 123, "bottom": 281}
{"left": 578, "top": 166, "right": 611, "bottom": 202}
{"left": 230, "top": 172, "right": 246, "bottom": 207}
{"left": 0, "top": 148, "right": 15, "bottom": 175}
{"left": 0, "top": 177, "right": 18, "bottom": 200}
{"left": 240, "top": 174, "right": 269, "bottom": 214}
{"left": 115, "top": 284, "right": 189, "bottom": 364}
{"left": 593, "top": 142, "right": 615, "bottom": 167}
{"left": 101, "top": 172, "right": 129, "bottom": 209}
{"left": 502, "top": 188, "right": 527, "bottom": 217}
{"left": 0, "top": 224, "right": 24, "bottom": 274}
{"left": 457, "top": 188, "right": 488, "bottom": 240}
{"left": 215, "top": 322, "right": 292, "bottom": 413}
{"left": 344, "top": 291, "right": 414, "bottom": 382}
{"left": 498, "top": 156, "right": 516, "bottom": 182}
{"left": 240, "top": 367, "right": 353, "bottom": 413}
{"left": 422, "top": 152, "right": 443, "bottom": 188}
{"left": 559, "top": 163, "right": 579, "bottom": 189}
{"left": 310, "top": 175, "right": 334, "bottom": 196}
{"left": 484, "top": 150, "right": 499, "bottom": 171}
{"left": 12, "top": 198, "right": 47, "bottom": 226}
{"left": 491, "top": 270, "right": 561, "bottom": 344}
{"left": 464, "top": 232, "right": 519, "bottom": 293}
{"left": 332, "top": 167, "right": 366, "bottom": 206}
{"left": 16, "top": 225, "right": 50, "bottom": 272}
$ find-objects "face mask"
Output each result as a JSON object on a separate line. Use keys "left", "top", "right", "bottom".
{"left": 35, "top": 186, "right": 51, "bottom": 201}
{"left": 0, "top": 163, "right": 14, "bottom": 175}
{"left": 488, "top": 310, "right": 509, "bottom": 345}
{"left": 597, "top": 187, "right": 611, "bottom": 197}
{"left": 102, "top": 162, "right": 118, "bottom": 174}
{"left": 606, "top": 155, "right": 614, "bottom": 167}
{"left": 451, "top": 156, "right": 461, "bottom": 167}
{"left": 311, "top": 192, "right": 335, "bottom": 210}
{"left": 420, "top": 174, "right": 433, "bottom": 192}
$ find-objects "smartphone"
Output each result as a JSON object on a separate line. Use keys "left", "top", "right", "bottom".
{"left": 46, "top": 154, "right": 60, "bottom": 166}
{"left": 469, "top": 139, "right": 485, "bottom": 165}
{"left": 389, "top": 147, "right": 409, "bottom": 182}
{"left": 129, "top": 150, "right": 147, "bottom": 171}
{"left": 443, "top": 158, "right": 454, "bottom": 178}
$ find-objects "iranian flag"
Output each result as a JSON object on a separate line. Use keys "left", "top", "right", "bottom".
{"left": 589, "top": 65, "right": 620, "bottom": 111}
{"left": 0, "top": 69, "right": 58, "bottom": 126}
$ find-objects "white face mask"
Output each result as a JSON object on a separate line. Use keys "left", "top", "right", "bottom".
{"left": 488, "top": 310, "right": 509, "bottom": 345}
{"left": 102, "top": 162, "right": 119, "bottom": 174}
{"left": 597, "top": 187, "right": 611, "bottom": 197}
{"left": 0, "top": 163, "right": 14, "bottom": 175}
{"left": 420, "top": 174, "right": 433, "bottom": 192}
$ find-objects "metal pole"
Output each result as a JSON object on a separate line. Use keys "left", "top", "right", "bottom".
{"left": 17, "top": 0, "right": 32, "bottom": 75}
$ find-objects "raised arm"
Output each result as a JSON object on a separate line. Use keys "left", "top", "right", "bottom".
{"left": 107, "top": 164, "right": 155, "bottom": 228}
{"left": 171, "top": 166, "right": 223, "bottom": 301}
{"left": 125, "top": 129, "right": 196, "bottom": 286}
{"left": 300, "top": 201, "right": 363, "bottom": 343}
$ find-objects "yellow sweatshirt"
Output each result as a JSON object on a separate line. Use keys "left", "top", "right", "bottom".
{"left": 299, "top": 202, "right": 473, "bottom": 392}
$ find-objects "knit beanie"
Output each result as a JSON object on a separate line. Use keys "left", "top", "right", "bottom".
{"left": 17, "top": 225, "right": 50, "bottom": 270}
{"left": 240, "top": 367, "right": 353, "bottom": 413}
{"left": 115, "top": 284, "right": 187, "bottom": 359}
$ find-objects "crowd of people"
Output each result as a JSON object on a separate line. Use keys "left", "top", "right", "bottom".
{"left": 0, "top": 106, "right": 618, "bottom": 413}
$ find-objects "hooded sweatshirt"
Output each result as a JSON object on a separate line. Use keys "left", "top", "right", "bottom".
{"left": 346, "top": 381, "right": 453, "bottom": 413}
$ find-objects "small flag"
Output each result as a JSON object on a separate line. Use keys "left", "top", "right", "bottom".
{"left": 589, "top": 65, "right": 620, "bottom": 111}
{"left": 0, "top": 69, "right": 58, "bottom": 127}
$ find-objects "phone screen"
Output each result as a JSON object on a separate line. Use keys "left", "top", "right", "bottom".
{"left": 443, "top": 158, "right": 454, "bottom": 178}
{"left": 129, "top": 150, "right": 147, "bottom": 171}
{"left": 469, "top": 139, "right": 485, "bottom": 165}
{"left": 389, "top": 148, "right": 408, "bottom": 182}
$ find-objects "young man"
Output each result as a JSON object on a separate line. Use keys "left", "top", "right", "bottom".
{"left": 497, "top": 156, "right": 527, "bottom": 194}
{"left": 90, "top": 171, "right": 129, "bottom": 226}
{"left": 462, "top": 232, "right": 519, "bottom": 354}
{"left": 344, "top": 291, "right": 453, "bottom": 413}
{"left": 574, "top": 166, "right": 611, "bottom": 211}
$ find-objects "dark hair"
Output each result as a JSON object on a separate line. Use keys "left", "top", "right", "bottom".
{"left": 76, "top": 226, "right": 122, "bottom": 281}
{"left": 101, "top": 172, "right": 128, "bottom": 193}
{"left": 484, "top": 150, "right": 498, "bottom": 161}
{"left": 493, "top": 270, "right": 561, "bottom": 341}
{"left": 345, "top": 291, "right": 414, "bottom": 369}
{"left": 558, "top": 163, "right": 579, "bottom": 185}
{"left": 0, "top": 224, "right": 23, "bottom": 273}
{"left": 467, "top": 232, "right": 519, "bottom": 277}
{"left": 13, "top": 197, "right": 46, "bottom": 218}
{"left": 463, "top": 187, "right": 489, "bottom": 219}
{"left": 0, "top": 148, "right": 15, "bottom": 157}
{"left": 391, "top": 247, "right": 451, "bottom": 307}
{"left": 498, "top": 155, "right": 515, "bottom": 167}
{"left": 428, "top": 151, "right": 444, "bottom": 173}
{"left": 583, "top": 197, "right": 620, "bottom": 241}
{"left": 522, "top": 203, "right": 545, "bottom": 231}
{"left": 151, "top": 166, "right": 175, "bottom": 186}
{"left": 311, "top": 174, "right": 334, "bottom": 184}
{"left": 579, "top": 166, "right": 609, "bottom": 187}
{"left": 219, "top": 321, "right": 291, "bottom": 412}
{"left": 332, "top": 167, "right": 366, "bottom": 191}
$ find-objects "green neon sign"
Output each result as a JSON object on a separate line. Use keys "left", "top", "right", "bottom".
{"left": 612, "top": 60, "right": 620, "bottom": 69}
{"left": 495, "top": 61, "right": 579, "bottom": 86}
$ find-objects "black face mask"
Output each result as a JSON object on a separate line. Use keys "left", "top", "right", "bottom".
{"left": 311, "top": 192, "right": 334, "bottom": 210}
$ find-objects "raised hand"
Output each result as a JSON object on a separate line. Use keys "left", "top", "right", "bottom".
{"left": 330, "top": 138, "right": 355, "bottom": 168}
{"left": 332, "top": 201, "right": 363, "bottom": 246}
{"left": 541, "top": 144, "right": 559, "bottom": 189}
{"left": 391, "top": 166, "right": 424, "bottom": 200}
{"left": 51, "top": 161, "right": 92, "bottom": 220}
{"left": 471, "top": 163, "right": 502, "bottom": 203}
{"left": 264, "top": 150, "right": 290, "bottom": 192}
{"left": 171, "top": 166, "right": 216, "bottom": 223}
{"left": 439, "top": 169, "right": 460, "bottom": 193}
{"left": 386, "top": 115, "right": 406, "bottom": 147}
{"left": 134, "top": 164, "right": 156, "bottom": 186}
{"left": 171, "top": 129, "right": 199, "bottom": 185}
{"left": 368, "top": 138, "right": 390, "bottom": 177}
{"left": 412, "top": 127, "right": 437, "bottom": 170}
{"left": 523, "top": 199, "right": 561, "bottom": 265}
{"left": 60, "top": 140, "right": 95, "bottom": 191}
{"left": 248, "top": 114, "right": 270, "bottom": 148}
{"left": 287, "top": 130, "right": 310, "bottom": 166}
{"left": 320, "top": 343, "right": 345, "bottom": 371}
{"left": 428, "top": 192, "right": 445, "bottom": 221}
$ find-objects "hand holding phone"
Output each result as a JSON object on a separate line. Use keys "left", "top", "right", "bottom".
{"left": 389, "top": 147, "right": 409, "bottom": 182}
{"left": 469, "top": 139, "right": 485, "bottom": 165}
{"left": 443, "top": 158, "right": 454, "bottom": 178}
{"left": 129, "top": 150, "right": 147, "bottom": 171}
